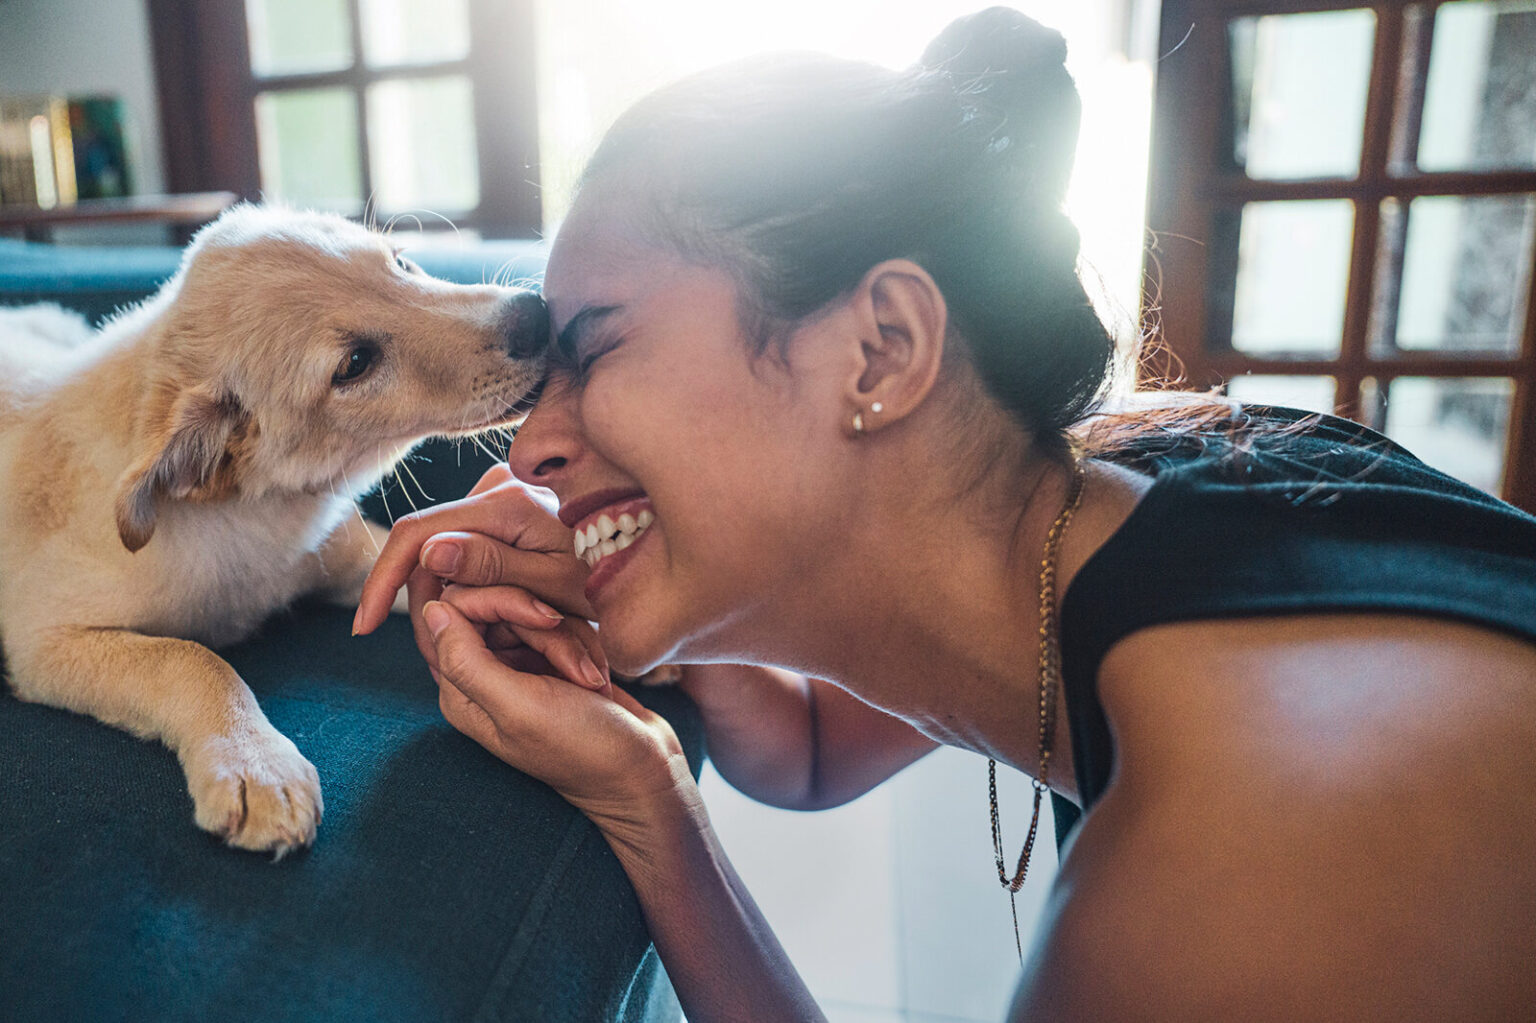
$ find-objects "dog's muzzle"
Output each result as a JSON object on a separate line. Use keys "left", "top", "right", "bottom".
{"left": 498, "top": 291, "right": 551, "bottom": 360}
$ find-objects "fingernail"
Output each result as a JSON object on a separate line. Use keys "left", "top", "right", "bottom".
{"left": 532, "top": 599, "right": 563, "bottom": 621}
{"left": 581, "top": 656, "right": 606, "bottom": 689}
{"left": 423, "top": 601, "right": 450, "bottom": 638}
{"left": 350, "top": 609, "right": 361, "bottom": 636}
{"left": 423, "top": 541, "right": 461, "bottom": 575}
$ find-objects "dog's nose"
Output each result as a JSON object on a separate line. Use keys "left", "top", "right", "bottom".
{"left": 498, "top": 290, "right": 550, "bottom": 360}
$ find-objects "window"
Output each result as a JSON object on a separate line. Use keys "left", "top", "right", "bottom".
{"left": 148, "top": 0, "right": 539, "bottom": 236}
{"left": 149, "top": 0, "right": 1155, "bottom": 319}
{"left": 1147, "top": 0, "right": 1536, "bottom": 510}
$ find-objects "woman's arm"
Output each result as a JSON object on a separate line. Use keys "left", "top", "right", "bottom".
{"left": 680, "top": 665, "right": 936, "bottom": 810}
{"left": 1012, "top": 613, "right": 1536, "bottom": 1022}
{"left": 422, "top": 597, "right": 828, "bottom": 1023}
{"left": 609, "top": 784, "right": 828, "bottom": 1023}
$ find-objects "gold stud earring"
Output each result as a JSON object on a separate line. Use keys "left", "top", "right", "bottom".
{"left": 852, "top": 410, "right": 865, "bottom": 435}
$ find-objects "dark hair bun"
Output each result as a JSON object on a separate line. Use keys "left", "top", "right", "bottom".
{"left": 920, "top": 7, "right": 1080, "bottom": 202}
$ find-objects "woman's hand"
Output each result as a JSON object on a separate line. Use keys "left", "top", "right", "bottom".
{"left": 353, "top": 464, "right": 593, "bottom": 672}
{"left": 422, "top": 589, "right": 693, "bottom": 835}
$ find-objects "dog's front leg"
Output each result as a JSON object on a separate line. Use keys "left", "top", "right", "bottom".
{"left": 311, "top": 516, "right": 407, "bottom": 613}
{"left": 7, "top": 626, "right": 321, "bottom": 857}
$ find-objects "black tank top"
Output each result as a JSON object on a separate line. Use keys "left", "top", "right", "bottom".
{"left": 1052, "top": 407, "right": 1536, "bottom": 842}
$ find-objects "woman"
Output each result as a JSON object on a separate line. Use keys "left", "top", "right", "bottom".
{"left": 354, "top": 8, "right": 1536, "bottom": 1020}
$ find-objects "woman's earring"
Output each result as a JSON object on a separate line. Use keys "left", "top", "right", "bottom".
{"left": 852, "top": 403, "right": 883, "bottom": 437}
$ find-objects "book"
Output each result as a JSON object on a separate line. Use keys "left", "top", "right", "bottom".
{"left": 0, "top": 95, "right": 76, "bottom": 209}
{"left": 68, "top": 95, "right": 133, "bottom": 200}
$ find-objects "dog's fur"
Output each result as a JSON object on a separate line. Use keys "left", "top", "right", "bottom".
{"left": 0, "top": 205, "right": 545, "bottom": 856}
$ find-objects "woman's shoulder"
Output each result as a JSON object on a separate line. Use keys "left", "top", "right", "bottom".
{"left": 1016, "top": 612, "right": 1536, "bottom": 1022}
{"left": 1064, "top": 400, "right": 1536, "bottom": 656}
{"left": 1080, "top": 394, "right": 1464, "bottom": 487}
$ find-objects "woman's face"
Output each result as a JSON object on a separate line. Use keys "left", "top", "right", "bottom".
{"left": 512, "top": 191, "right": 860, "bottom": 674}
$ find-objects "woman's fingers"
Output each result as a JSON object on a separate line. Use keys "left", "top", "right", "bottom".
{"left": 487, "top": 640, "right": 560, "bottom": 676}
{"left": 466, "top": 462, "right": 514, "bottom": 497}
{"left": 438, "top": 585, "right": 608, "bottom": 691}
{"left": 423, "top": 601, "right": 600, "bottom": 731}
{"left": 563, "top": 616, "right": 611, "bottom": 684}
{"left": 423, "top": 600, "right": 688, "bottom": 829}
{"left": 435, "top": 669, "right": 502, "bottom": 753}
{"left": 440, "top": 581, "right": 566, "bottom": 629}
{"left": 406, "top": 566, "right": 447, "bottom": 670}
{"left": 355, "top": 483, "right": 533, "bottom": 632}
{"left": 480, "top": 610, "right": 611, "bottom": 685}
{"left": 480, "top": 618, "right": 611, "bottom": 695}
{"left": 354, "top": 478, "right": 588, "bottom": 634}
{"left": 419, "top": 531, "right": 589, "bottom": 611}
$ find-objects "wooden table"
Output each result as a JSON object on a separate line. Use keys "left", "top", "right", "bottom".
{"left": 0, "top": 191, "right": 238, "bottom": 242}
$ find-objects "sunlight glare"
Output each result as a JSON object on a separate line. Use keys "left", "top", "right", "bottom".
{"left": 536, "top": 1, "right": 1153, "bottom": 345}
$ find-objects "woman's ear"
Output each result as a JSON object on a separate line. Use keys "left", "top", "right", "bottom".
{"left": 842, "top": 259, "right": 947, "bottom": 437}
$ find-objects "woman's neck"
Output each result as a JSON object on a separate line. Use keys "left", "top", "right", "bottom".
{"left": 775, "top": 455, "right": 1153, "bottom": 802}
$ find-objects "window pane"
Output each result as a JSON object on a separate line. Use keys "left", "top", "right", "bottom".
{"left": 255, "top": 89, "right": 362, "bottom": 212}
{"left": 1227, "top": 10, "right": 1374, "bottom": 179}
{"left": 1231, "top": 200, "right": 1355, "bottom": 356}
{"left": 1418, "top": 0, "right": 1536, "bottom": 172}
{"left": 247, "top": 0, "right": 353, "bottom": 76}
{"left": 1383, "top": 376, "right": 1513, "bottom": 495}
{"left": 367, "top": 76, "right": 479, "bottom": 213}
{"left": 1376, "top": 194, "right": 1536, "bottom": 355}
{"left": 359, "top": 0, "right": 470, "bottom": 67}
{"left": 1226, "top": 374, "right": 1336, "bottom": 416}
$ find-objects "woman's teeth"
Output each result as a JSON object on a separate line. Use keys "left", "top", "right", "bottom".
{"left": 574, "top": 508, "right": 654, "bottom": 567}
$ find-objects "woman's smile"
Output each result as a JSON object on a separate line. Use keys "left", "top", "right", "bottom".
{"left": 573, "top": 502, "right": 656, "bottom": 568}
{"left": 575, "top": 501, "right": 657, "bottom": 603}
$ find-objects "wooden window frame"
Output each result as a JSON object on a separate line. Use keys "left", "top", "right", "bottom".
{"left": 146, "top": 0, "right": 541, "bottom": 237}
{"left": 1146, "top": 0, "right": 1536, "bottom": 511}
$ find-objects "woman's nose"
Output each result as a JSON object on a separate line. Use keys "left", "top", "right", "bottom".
{"left": 507, "top": 373, "right": 581, "bottom": 486}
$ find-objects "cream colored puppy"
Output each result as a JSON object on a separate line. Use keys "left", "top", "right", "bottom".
{"left": 0, "top": 205, "right": 546, "bottom": 857}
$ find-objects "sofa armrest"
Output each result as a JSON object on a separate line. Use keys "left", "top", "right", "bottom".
{"left": 0, "top": 604, "right": 701, "bottom": 1022}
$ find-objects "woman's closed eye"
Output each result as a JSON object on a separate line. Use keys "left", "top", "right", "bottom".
{"left": 574, "top": 337, "right": 623, "bottom": 380}
{"left": 554, "top": 305, "right": 624, "bottom": 381}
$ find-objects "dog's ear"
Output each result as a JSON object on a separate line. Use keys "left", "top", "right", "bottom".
{"left": 114, "top": 388, "right": 250, "bottom": 552}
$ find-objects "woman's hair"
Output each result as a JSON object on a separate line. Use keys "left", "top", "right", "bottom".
{"left": 579, "top": 7, "right": 1115, "bottom": 444}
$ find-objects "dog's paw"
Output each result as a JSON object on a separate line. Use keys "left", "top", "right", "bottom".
{"left": 183, "top": 727, "right": 323, "bottom": 859}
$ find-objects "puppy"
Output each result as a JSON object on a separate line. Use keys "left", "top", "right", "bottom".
{"left": 0, "top": 205, "right": 546, "bottom": 856}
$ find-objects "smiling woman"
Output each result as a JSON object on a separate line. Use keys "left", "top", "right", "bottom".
{"left": 355, "top": 7, "right": 1536, "bottom": 1022}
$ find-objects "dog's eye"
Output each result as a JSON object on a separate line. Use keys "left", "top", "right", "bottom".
{"left": 333, "top": 345, "right": 376, "bottom": 384}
